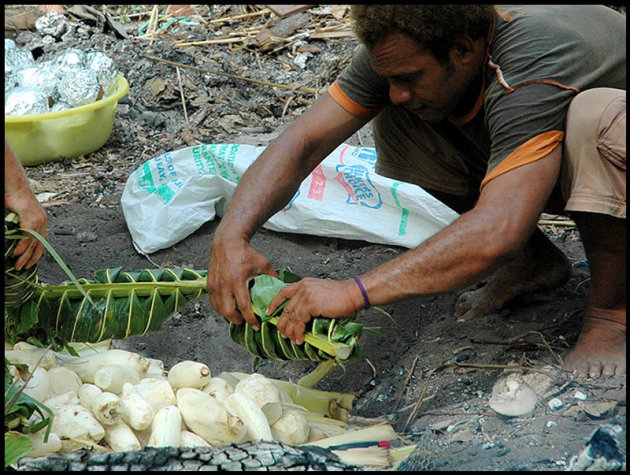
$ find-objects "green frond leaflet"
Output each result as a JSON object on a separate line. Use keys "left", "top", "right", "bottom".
{"left": 5, "top": 266, "right": 208, "bottom": 348}
{"left": 230, "top": 273, "right": 363, "bottom": 363}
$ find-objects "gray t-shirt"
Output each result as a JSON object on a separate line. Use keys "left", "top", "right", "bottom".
{"left": 329, "top": 5, "right": 625, "bottom": 187}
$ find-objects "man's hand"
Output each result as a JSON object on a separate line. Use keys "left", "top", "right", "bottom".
{"left": 6, "top": 191, "right": 48, "bottom": 271}
{"left": 5, "top": 140, "right": 48, "bottom": 271}
{"left": 207, "top": 236, "right": 277, "bottom": 330}
{"left": 270, "top": 277, "right": 363, "bottom": 344}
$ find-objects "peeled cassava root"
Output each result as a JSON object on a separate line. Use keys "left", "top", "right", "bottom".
{"left": 6, "top": 345, "right": 373, "bottom": 459}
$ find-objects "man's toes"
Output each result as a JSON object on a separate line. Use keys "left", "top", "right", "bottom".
{"left": 568, "top": 359, "right": 589, "bottom": 377}
{"left": 454, "top": 292, "right": 473, "bottom": 318}
{"left": 456, "top": 306, "right": 486, "bottom": 323}
{"left": 602, "top": 363, "right": 616, "bottom": 377}
{"left": 588, "top": 361, "right": 603, "bottom": 378}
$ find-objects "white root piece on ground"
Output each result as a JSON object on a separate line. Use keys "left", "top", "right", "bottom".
{"left": 50, "top": 404, "right": 106, "bottom": 452}
{"left": 94, "top": 364, "right": 141, "bottom": 394}
{"left": 271, "top": 408, "right": 310, "bottom": 445}
{"left": 21, "top": 367, "right": 51, "bottom": 402}
{"left": 120, "top": 382, "right": 155, "bottom": 431}
{"left": 176, "top": 388, "right": 247, "bottom": 446}
{"left": 167, "top": 360, "right": 211, "bottom": 389}
{"left": 78, "top": 383, "right": 122, "bottom": 425}
{"left": 47, "top": 367, "right": 83, "bottom": 398}
{"left": 61, "top": 349, "right": 150, "bottom": 384}
{"left": 133, "top": 379, "right": 177, "bottom": 412}
{"left": 488, "top": 376, "right": 538, "bottom": 417}
{"left": 104, "top": 419, "right": 142, "bottom": 452}
{"left": 201, "top": 377, "right": 234, "bottom": 403}
{"left": 235, "top": 373, "right": 283, "bottom": 425}
{"left": 222, "top": 392, "right": 273, "bottom": 442}
{"left": 147, "top": 405, "right": 182, "bottom": 448}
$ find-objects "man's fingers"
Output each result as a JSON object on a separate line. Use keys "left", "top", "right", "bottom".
{"left": 267, "top": 284, "right": 297, "bottom": 315}
{"left": 24, "top": 243, "right": 45, "bottom": 270}
{"left": 210, "top": 289, "right": 245, "bottom": 325}
{"left": 233, "top": 284, "right": 260, "bottom": 330}
{"left": 13, "top": 240, "right": 37, "bottom": 270}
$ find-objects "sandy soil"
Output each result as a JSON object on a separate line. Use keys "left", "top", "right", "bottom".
{"left": 8, "top": 5, "right": 626, "bottom": 471}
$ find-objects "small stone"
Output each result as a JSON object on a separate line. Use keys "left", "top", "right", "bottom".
{"left": 548, "top": 398, "right": 563, "bottom": 410}
{"left": 574, "top": 390, "right": 588, "bottom": 400}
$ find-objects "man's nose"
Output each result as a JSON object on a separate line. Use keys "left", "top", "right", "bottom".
{"left": 389, "top": 84, "right": 411, "bottom": 105}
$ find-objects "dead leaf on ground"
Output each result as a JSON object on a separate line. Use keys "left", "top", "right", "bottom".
{"left": 578, "top": 400, "right": 618, "bottom": 419}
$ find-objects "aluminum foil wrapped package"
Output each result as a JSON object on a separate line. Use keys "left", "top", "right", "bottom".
{"left": 54, "top": 48, "right": 86, "bottom": 77}
{"left": 5, "top": 47, "right": 35, "bottom": 76}
{"left": 35, "top": 11, "right": 68, "bottom": 38}
{"left": 5, "top": 38, "right": 16, "bottom": 51}
{"left": 50, "top": 100, "right": 72, "bottom": 112}
{"left": 5, "top": 73, "right": 17, "bottom": 92}
{"left": 86, "top": 51, "right": 118, "bottom": 96}
{"left": 5, "top": 86, "right": 50, "bottom": 116}
{"left": 58, "top": 68, "right": 101, "bottom": 107}
{"left": 16, "top": 66, "right": 59, "bottom": 99}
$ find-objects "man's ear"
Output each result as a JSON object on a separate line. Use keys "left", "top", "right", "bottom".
{"left": 450, "top": 36, "right": 477, "bottom": 65}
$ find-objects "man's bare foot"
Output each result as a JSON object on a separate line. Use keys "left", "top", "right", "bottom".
{"left": 564, "top": 309, "right": 626, "bottom": 377}
{"left": 455, "top": 232, "right": 571, "bottom": 321}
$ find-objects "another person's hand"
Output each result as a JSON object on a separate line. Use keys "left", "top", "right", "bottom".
{"left": 6, "top": 191, "right": 48, "bottom": 271}
{"left": 270, "top": 277, "right": 363, "bottom": 344}
{"left": 207, "top": 236, "right": 277, "bottom": 330}
{"left": 4, "top": 141, "right": 48, "bottom": 270}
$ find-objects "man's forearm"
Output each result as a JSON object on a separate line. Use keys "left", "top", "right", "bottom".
{"left": 214, "top": 127, "right": 318, "bottom": 243}
{"left": 358, "top": 149, "right": 563, "bottom": 308}
{"left": 5, "top": 140, "right": 32, "bottom": 200}
{"left": 214, "top": 92, "right": 368, "bottom": 243}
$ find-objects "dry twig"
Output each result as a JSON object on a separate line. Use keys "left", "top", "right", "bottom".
{"left": 144, "top": 55, "right": 318, "bottom": 95}
{"left": 402, "top": 361, "right": 550, "bottom": 432}
{"left": 176, "top": 67, "right": 189, "bottom": 124}
{"left": 393, "top": 354, "right": 419, "bottom": 411}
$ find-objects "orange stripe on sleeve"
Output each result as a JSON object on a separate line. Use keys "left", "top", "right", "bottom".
{"left": 481, "top": 130, "right": 564, "bottom": 189}
{"left": 328, "top": 82, "right": 381, "bottom": 119}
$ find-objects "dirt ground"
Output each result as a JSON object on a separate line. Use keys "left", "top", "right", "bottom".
{"left": 7, "top": 5, "right": 626, "bottom": 471}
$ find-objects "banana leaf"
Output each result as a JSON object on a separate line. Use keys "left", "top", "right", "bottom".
{"left": 234, "top": 272, "right": 363, "bottom": 363}
{"left": 4, "top": 267, "right": 208, "bottom": 347}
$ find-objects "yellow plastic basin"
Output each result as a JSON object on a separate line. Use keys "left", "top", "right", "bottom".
{"left": 5, "top": 74, "right": 129, "bottom": 166}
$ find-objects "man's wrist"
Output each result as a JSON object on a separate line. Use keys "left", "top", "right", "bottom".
{"left": 352, "top": 275, "right": 371, "bottom": 310}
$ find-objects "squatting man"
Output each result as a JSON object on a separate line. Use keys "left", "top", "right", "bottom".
{"left": 207, "top": 5, "right": 626, "bottom": 378}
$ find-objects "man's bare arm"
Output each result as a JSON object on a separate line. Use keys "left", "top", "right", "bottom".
{"left": 4, "top": 140, "right": 48, "bottom": 270}
{"left": 272, "top": 147, "right": 564, "bottom": 343}
{"left": 208, "top": 92, "right": 370, "bottom": 327}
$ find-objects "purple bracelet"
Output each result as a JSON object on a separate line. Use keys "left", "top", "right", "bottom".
{"left": 353, "top": 275, "right": 371, "bottom": 309}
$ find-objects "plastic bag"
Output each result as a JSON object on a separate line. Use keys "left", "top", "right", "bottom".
{"left": 121, "top": 143, "right": 459, "bottom": 255}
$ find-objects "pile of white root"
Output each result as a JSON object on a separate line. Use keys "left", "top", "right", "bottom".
{"left": 5, "top": 341, "right": 413, "bottom": 469}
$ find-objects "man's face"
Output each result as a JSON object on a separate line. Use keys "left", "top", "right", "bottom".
{"left": 368, "top": 31, "right": 479, "bottom": 123}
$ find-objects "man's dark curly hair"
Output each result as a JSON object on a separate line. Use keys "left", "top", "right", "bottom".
{"left": 351, "top": 5, "right": 496, "bottom": 64}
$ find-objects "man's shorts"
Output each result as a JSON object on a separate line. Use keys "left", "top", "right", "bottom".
{"left": 371, "top": 87, "right": 626, "bottom": 219}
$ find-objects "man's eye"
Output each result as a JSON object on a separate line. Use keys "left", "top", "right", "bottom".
{"left": 396, "top": 75, "right": 416, "bottom": 83}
